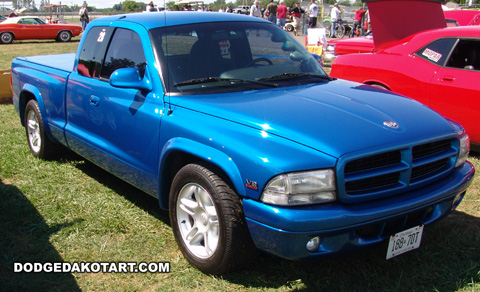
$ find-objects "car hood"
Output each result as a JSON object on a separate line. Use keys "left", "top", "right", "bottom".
{"left": 364, "top": 0, "right": 447, "bottom": 51}
{"left": 171, "top": 79, "right": 456, "bottom": 158}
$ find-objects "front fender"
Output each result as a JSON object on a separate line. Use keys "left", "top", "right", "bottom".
{"left": 157, "top": 137, "right": 245, "bottom": 209}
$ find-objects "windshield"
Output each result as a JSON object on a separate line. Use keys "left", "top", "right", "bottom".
{"left": 150, "top": 21, "right": 327, "bottom": 94}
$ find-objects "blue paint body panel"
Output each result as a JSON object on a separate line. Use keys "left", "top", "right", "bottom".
{"left": 11, "top": 12, "right": 475, "bottom": 261}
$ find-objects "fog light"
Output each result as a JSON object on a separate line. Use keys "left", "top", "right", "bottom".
{"left": 306, "top": 236, "right": 321, "bottom": 252}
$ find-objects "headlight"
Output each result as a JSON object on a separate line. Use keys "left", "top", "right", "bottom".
{"left": 324, "top": 44, "right": 336, "bottom": 52}
{"left": 261, "top": 170, "right": 336, "bottom": 206}
{"left": 456, "top": 134, "right": 470, "bottom": 168}
{"left": 448, "top": 119, "right": 470, "bottom": 168}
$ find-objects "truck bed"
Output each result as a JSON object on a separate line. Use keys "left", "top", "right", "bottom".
{"left": 15, "top": 53, "right": 75, "bottom": 73}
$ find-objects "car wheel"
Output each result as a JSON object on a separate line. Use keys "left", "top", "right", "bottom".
{"left": 0, "top": 32, "right": 14, "bottom": 44}
{"left": 169, "top": 163, "right": 256, "bottom": 275}
{"left": 286, "top": 24, "right": 294, "bottom": 32}
{"left": 57, "top": 30, "right": 72, "bottom": 42}
{"left": 24, "top": 100, "right": 57, "bottom": 159}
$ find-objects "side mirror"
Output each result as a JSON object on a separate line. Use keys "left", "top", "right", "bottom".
{"left": 110, "top": 68, "right": 152, "bottom": 91}
{"left": 281, "top": 41, "right": 296, "bottom": 52}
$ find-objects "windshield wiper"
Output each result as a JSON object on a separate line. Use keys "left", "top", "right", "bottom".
{"left": 258, "top": 73, "right": 333, "bottom": 82}
{"left": 174, "top": 77, "right": 277, "bottom": 87}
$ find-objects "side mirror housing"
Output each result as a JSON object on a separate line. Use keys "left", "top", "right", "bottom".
{"left": 110, "top": 68, "right": 152, "bottom": 91}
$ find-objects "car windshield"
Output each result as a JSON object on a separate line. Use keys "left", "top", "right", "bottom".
{"left": 150, "top": 21, "right": 327, "bottom": 94}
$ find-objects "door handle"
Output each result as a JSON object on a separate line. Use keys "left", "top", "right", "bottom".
{"left": 89, "top": 95, "right": 100, "bottom": 107}
{"left": 441, "top": 76, "right": 455, "bottom": 82}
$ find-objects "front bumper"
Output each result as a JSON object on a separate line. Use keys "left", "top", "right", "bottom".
{"left": 243, "top": 161, "right": 474, "bottom": 260}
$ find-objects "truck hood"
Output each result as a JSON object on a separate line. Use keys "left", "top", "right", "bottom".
{"left": 171, "top": 79, "right": 456, "bottom": 158}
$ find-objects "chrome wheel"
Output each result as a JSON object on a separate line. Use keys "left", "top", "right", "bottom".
{"left": 26, "top": 109, "right": 42, "bottom": 154}
{"left": 0, "top": 32, "right": 13, "bottom": 44}
{"left": 169, "top": 164, "right": 256, "bottom": 274}
{"left": 58, "top": 31, "right": 71, "bottom": 42}
{"left": 24, "top": 100, "right": 58, "bottom": 159}
{"left": 176, "top": 182, "right": 219, "bottom": 259}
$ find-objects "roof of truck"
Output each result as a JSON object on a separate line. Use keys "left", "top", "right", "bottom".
{"left": 92, "top": 11, "right": 268, "bottom": 30}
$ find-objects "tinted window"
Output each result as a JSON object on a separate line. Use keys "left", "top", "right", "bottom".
{"left": 77, "top": 27, "right": 114, "bottom": 78}
{"left": 446, "top": 39, "right": 480, "bottom": 70}
{"left": 415, "top": 38, "right": 457, "bottom": 66}
{"left": 101, "top": 28, "right": 147, "bottom": 79}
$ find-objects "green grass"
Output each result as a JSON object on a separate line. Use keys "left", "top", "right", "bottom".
{"left": 0, "top": 41, "right": 479, "bottom": 291}
{"left": 0, "top": 37, "right": 81, "bottom": 71}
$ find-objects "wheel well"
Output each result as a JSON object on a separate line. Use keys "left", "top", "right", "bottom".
{"left": 18, "top": 91, "right": 36, "bottom": 126}
{"left": 1, "top": 31, "right": 15, "bottom": 40}
{"left": 159, "top": 151, "right": 237, "bottom": 210}
{"left": 58, "top": 30, "right": 72, "bottom": 35}
{"left": 366, "top": 82, "right": 391, "bottom": 91}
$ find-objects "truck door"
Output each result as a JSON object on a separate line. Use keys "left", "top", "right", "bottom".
{"left": 66, "top": 26, "right": 163, "bottom": 195}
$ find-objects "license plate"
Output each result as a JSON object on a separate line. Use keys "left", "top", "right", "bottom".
{"left": 386, "top": 225, "right": 424, "bottom": 260}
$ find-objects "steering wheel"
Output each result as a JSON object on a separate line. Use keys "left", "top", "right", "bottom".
{"left": 249, "top": 58, "right": 273, "bottom": 66}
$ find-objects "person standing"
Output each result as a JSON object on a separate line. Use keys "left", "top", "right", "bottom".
{"left": 307, "top": 0, "right": 319, "bottom": 29}
{"left": 250, "top": 1, "right": 261, "bottom": 18}
{"left": 266, "top": 0, "right": 278, "bottom": 24}
{"left": 277, "top": 0, "right": 287, "bottom": 28}
{"left": 8, "top": 10, "right": 19, "bottom": 17}
{"left": 147, "top": 1, "right": 154, "bottom": 12}
{"left": 330, "top": 3, "right": 342, "bottom": 38}
{"left": 350, "top": 7, "right": 367, "bottom": 37}
{"left": 290, "top": 3, "right": 304, "bottom": 36}
{"left": 79, "top": 4, "right": 89, "bottom": 31}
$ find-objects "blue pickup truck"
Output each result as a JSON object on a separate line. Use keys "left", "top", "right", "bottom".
{"left": 11, "top": 12, "right": 475, "bottom": 274}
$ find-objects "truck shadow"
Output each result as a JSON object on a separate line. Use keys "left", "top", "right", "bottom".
{"left": 0, "top": 179, "right": 81, "bottom": 292}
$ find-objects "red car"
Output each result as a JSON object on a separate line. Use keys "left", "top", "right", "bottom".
{"left": 330, "top": 0, "right": 480, "bottom": 150}
{"left": 322, "top": 8, "right": 479, "bottom": 65}
{"left": 0, "top": 16, "right": 82, "bottom": 44}
{"left": 444, "top": 9, "right": 480, "bottom": 26}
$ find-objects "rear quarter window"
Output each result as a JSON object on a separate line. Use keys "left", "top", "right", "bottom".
{"left": 77, "top": 27, "right": 114, "bottom": 78}
{"left": 415, "top": 38, "right": 457, "bottom": 66}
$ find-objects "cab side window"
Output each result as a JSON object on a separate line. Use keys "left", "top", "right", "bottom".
{"left": 101, "top": 28, "right": 147, "bottom": 80}
{"left": 77, "top": 27, "right": 114, "bottom": 78}
{"left": 446, "top": 40, "right": 480, "bottom": 71}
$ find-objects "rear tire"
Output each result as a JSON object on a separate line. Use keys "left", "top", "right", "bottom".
{"left": 0, "top": 32, "right": 14, "bottom": 44}
{"left": 24, "top": 100, "right": 57, "bottom": 159}
{"left": 169, "top": 163, "right": 256, "bottom": 275}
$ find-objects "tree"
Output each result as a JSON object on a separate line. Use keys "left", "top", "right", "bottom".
{"left": 123, "top": 0, "right": 142, "bottom": 12}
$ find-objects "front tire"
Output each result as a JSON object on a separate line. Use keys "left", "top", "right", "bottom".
{"left": 0, "top": 32, "right": 14, "bottom": 44}
{"left": 24, "top": 100, "right": 57, "bottom": 159}
{"left": 169, "top": 164, "right": 256, "bottom": 274}
{"left": 56, "top": 30, "right": 72, "bottom": 42}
